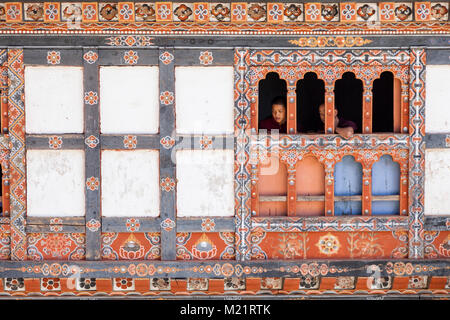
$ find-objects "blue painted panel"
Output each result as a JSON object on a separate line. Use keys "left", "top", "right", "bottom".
{"left": 334, "top": 201, "right": 362, "bottom": 216}
{"left": 372, "top": 155, "right": 400, "bottom": 215}
{"left": 334, "top": 156, "right": 362, "bottom": 215}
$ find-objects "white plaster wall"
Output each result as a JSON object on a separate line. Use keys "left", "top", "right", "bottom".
{"left": 25, "top": 66, "right": 84, "bottom": 134}
{"left": 175, "top": 66, "right": 234, "bottom": 134}
{"left": 176, "top": 150, "right": 234, "bottom": 217}
{"left": 27, "top": 150, "right": 85, "bottom": 217}
{"left": 425, "top": 65, "right": 450, "bottom": 133}
{"left": 425, "top": 149, "right": 450, "bottom": 215}
{"left": 100, "top": 66, "right": 159, "bottom": 134}
{"left": 101, "top": 150, "right": 160, "bottom": 217}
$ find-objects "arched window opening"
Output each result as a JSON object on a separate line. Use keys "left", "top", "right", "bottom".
{"left": 258, "top": 72, "right": 287, "bottom": 133}
{"left": 371, "top": 155, "right": 400, "bottom": 215}
{"left": 372, "top": 71, "right": 401, "bottom": 133}
{"left": 334, "top": 156, "right": 362, "bottom": 215}
{"left": 295, "top": 156, "right": 325, "bottom": 216}
{"left": 296, "top": 72, "right": 325, "bottom": 133}
{"left": 333, "top": 72, "right": 363, "bottom": 134}
{"left": 258, "top": 156, "right": 287, "bottom": 216}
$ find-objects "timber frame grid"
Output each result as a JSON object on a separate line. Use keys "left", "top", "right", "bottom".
{"left": 0, "top": 45, "right": 446, "bottom": 283}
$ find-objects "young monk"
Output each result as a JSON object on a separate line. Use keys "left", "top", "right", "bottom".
{"left": 318, "top": 103, "right": 357, "bottom": 139}
{"left": 258, "top": 96, "right": 287, "bottom": 134}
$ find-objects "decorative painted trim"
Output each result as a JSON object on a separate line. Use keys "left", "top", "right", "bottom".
{"left": 289, "top": 36, "right": 372, "bottom": 47}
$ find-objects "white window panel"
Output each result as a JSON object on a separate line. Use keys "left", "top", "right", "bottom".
{"left": 425, "top": 65, "right": 450, "bottom": 133}
{"left": 425, "top": 149, "right": 450, "bottom": 215}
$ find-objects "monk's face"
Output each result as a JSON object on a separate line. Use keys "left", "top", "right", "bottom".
{"left": 319, "top": 104, "right": 326, "bottom": 123}
{"left": 272, "top": 104, "right": 286, "bottom": 125}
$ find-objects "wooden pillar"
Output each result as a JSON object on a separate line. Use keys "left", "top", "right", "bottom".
{"left": 401, "top": 84, "right": 409, "bottom": 134}
{"left": 250, "top": 82, "right": 258, "bottom": 131}
{"left": 362, "top": 164, "right": 372, "bottom": 216}
{"left": 287, "top": 81, "right": 296, "bottom": 134}
{"left": 251, "top": 163, "right": 259, "bottom": 217}
{"left": 324, "top": 84, "right": 335, "bottom": 134}
{"left": 0, "top": 67, "right": 8, "bottom": 134}
{"left": 399, "top": 161, "right": 409, "bottom": 216}
{"left": 324, "top": 160, "right": 334, "bottom": 216}
{"left": 287, "top": 164, "right": 296, "bottom": 216}
{"left": 362, "top": 83, "right": 373, "bottom": 134}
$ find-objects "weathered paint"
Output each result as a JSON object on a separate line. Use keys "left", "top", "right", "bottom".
{"left": 101, "top": 150, "right": 160, "bottom": 217}
{"left": 425, "top": 149, "right": 450, "bottom": 216}
{"left": 296, "top": 156, "right": 325, "bottom": 216}
{"left": 334, "top": 155, "right": 362, "bottom": 216}
{"left": 24, "top": 66, "right": 83, "bottom": 134}
{"left": 175, "top": 66, "right": 234, "bottom": 134}
{"left": 425, "top": 65, "right": 450, "bottom": 134}
{"left": 100, "top": 66, "right": 159, "bottom": 134}
{"left": 26, "top": 150, "right": 85, "bottom": 217}
{"left": 176, "top": 150, "right": 234, "bottom": 217}
{"left": 259, "top": 157, "right": 287, "bottom": 217}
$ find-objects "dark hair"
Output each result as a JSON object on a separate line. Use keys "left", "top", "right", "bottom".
{"left": 271, "top": 96, "right": 286, "bottom": 108}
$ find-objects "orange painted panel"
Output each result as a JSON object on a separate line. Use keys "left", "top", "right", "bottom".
{"left": 424, "top": 231, "right": 450, "bottom": 259}
{"left": 176, "top": 232, "right": 235, "bottom": 260}
{"left": 251, "top": 231, "right": 408, "bottom": 259}
{"left": 259, "top": 157, "right": 287, "bottom": 216}
{"left": 101, "top": 233, "right": 161, "bottom": 260}
{"left": 27, "top": 233, "right": 85, "bottom": 260}
{"left": 295, "top": 156, "right": 325, "bottom": 216}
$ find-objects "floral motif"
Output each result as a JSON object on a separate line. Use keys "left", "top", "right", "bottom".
{"left": 174, "top": 4, "right": 192, "bottom": 21}
{"left": 47, "top": 51, "right": 61, "bottom": 65}
{"left": 119, "top": 4, "right": 133, "bottom": 21}
{"left": 119, "top": 234, "right": 145, "bottom": 259}
{"left": 334, "top": 277, "right": 355, "bottom": 290}
{"left": 86, "top": 177, "right": 100, "bottom": 191}
{"left": 135, "top": 3, "right": 155, "bottom": 21}
{"left": 199, "top": 136, "right": 212, "bottom": 149}
{"left": 380, "top": 3, "right": 394, "bottom": 20}
{"left": 211, "top": 4, "right": 230, "bottom": 21}
{"left": 284, "top": 4, "right": 302, "bottom": 21}
{"left": 416, "top": 3, "right": 430, "bottom": 20}
{"left": 159, "top": 51, "right": 174, "bottom": 65}
{"left": 86, "top": 219, "right": 101, "bottom": 232}
{"left": 160, "top": 91, "right": 174, "bottom": 105}
{"left": 299, "top": 275, "right": 320, "bottom": 289}
{"left": 83, "top": 51, "right": 98, "bottom": 64}
{"left": 268, "top": 4, "right": 283, "bottom": 21}
{"left": 48, "top": 136, "right": 62, "bottom": 149}
{"left": 306, "top": 4, "right": 320, "bottom": 20}
{"left": 161, "top": 218, "right": 176, "bottom": 232}
{"left": 160, "top": 177, "right": 175, "bottom": 192}
{"left": 341, "top": 4, "right": 356, "bottom": 20}
{"left": 199, "top": 51, "right": 213, "bottom": 65}
{"left": 316, "top": 233, "right": 340, "bottom": 256}
{"left": 77, "top": 278, "right": 96, "bottom": 290}
{"left": 85, "top": 135, "right": 99, "bottom": 149}
{"left": 50, "top": 225, "right": 63, "bottom": 232}
{"left": 191, "top": 233, "right": 217, "bottom": 259}
{"left": 357, "top": 4, "right": 376, "bottom": 20}
{"left": 123, "top": 135, "right": 137, "bottom": 149}
{"left": 231, "top": 4, "right": 246, "bottom": 21}
{"left": 84, "top": 91, "right": 98, "bottom": 105}
{"left": 194, "top": 4, "right": 208, "bottom": 21}
{"left": 224, "top": 277, "right": 245, "bottom": 290}
{"left": 26, "top": 4, "right": 44, "bottom": 21}
{"left": 408, "top": 276, "right": 428, "bottom": 289}
{"left": 187, "top": 278, "right": 208, "bottom": 291}
{"left": 4, "top": 278, "right": 24, "bottom": 291}
{"left": 113, "top": 278, "right": 134, "bottom": 291}
{"left": 160, "top": 136, "right": 175, "bottom": 149}
{"left": 150, "top": 278, "right": 170, "bottom": 290}
{"left": 44, "top": 4, "right": 59, "bottom": 21}
{"left": 126, "top": 218, "right": 140, "bottom": 232}
{"left": 123, "top": 50, "right": 139, "bottom": 65}
{"left": 261, "top": 277, "right": 283, "bottom": 290}
{"left": 201, "top": 218, "right": 215, "bottom": 232}
{"left": 157, "top": 4, "right": 171, "bottom": 20}
{"left": 100, "top": 4, "right": 117, "bottom": 21}
{"left": 6, "top": 4, "right": 21, "bottom": 21}
{"left": 41, "top": 278, "right": 60, "bottom": 291}
{"left": 83, "top": 4, "right": 97, "bottom": 21}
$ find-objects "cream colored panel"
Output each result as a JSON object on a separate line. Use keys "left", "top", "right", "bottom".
{"left": 175, "top": 66, "right": 234, "bottom": 134}
{"left": 425, "top": 149, "right": 450, "bottom": 215}
{"left": 176, "top": 150, "right": 234, "bottom": 217}
{"left": 101, "top": 150, "right": 160, "bottom": 217}
{"left": 25, "top": 66, "right": 84, "bottom": 134}
{"left": 425, "top": 65, "right": 450, "bottom": 133}
{"left": 27, "top": 150, "right": 85, "bottom": 217}
{"left": 100, "top": 66, "right": 159, "bottom": 134}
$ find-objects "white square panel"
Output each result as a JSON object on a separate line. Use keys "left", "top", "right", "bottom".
{"left": 26, "top": 150, "right": 85, "bottom": 217}
{"left": 101, "top": 150, "right": 160, "bottom": 217}
{"left": 175, "top": 66, "right": 234, "bottom": 134}
{"left": 25, "top": 66, "right": 84, "bottom": 134}
{"left": 176, "top": 150, "right": 234, "bottom": 217}
{"left": 425, "top": 65, "right": 450, "bottom": 134}
{"left": 425, "top": 149, "right": 450, "bottom": 215}
{"left": 100, "top": 66, "right": 159, "bottom": 134}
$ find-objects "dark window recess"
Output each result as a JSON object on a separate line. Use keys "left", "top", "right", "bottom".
{"left": 258, "top": 72, "right": 287, "bottom": 128}
{"left": 372, "top": 71, "right": 401, "bottom": 133}
{"left": 296, "top": 72, "right": 325, "bottom": 133}
{"left": 333, "top": 72, "right": 363, "bottom": 134}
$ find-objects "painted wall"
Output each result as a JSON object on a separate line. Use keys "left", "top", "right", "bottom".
{"left": 425, "top": 64, "right": 450, "bottom": 134}
{"left": 425, "top": 149, "right": 450, "bottom": 215}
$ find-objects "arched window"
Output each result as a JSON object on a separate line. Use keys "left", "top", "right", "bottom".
{"left": 258, "top": 156, "right": 287, "bottom": 216}
{"left": 334, "top": 72, "right": 363, "bottom": 134}
{"left": 258, "top": 72, "right": 287, "bottom": 132}
{"left": 371, "top": 155, "right": 400, "bottom": 215}
{"left": 296, "top": 72, "right": 325, "bottom": 133}
{"left": 295, "top": 156, "right": 325, "bottom": 216}
{"left": 372, "top": 71, "right": 402, "bottom": 133}
{"left": 334, "top": 156, "right": 362, "bottom": 215}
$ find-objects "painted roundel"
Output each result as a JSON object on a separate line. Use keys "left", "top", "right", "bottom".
{"left": 316, "top": 233, "right": 341, "bottom": 256}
